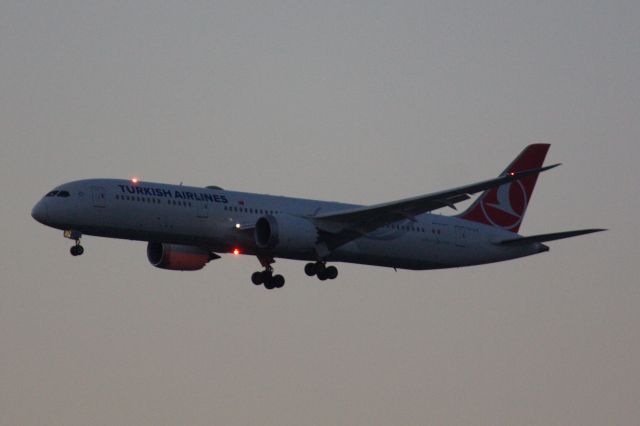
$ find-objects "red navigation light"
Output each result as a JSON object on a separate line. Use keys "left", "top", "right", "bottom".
{"left": 508, "top": 172, "right": 515, "bottom": 176}
{"left": 233, "top": 248, "right": 240, "bottom": 256}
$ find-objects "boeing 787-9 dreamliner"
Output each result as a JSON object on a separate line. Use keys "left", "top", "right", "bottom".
{"left": 32, "top": 144, "right": 603, "bottom": 289}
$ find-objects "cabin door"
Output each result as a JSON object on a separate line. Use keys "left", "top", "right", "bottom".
{"left": 91, "top": 186, "right": 106, "bottom": 208}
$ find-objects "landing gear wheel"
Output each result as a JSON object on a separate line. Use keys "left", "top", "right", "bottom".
{"left": 251, "top": 271, "right": 264, "bottom": 285}
{"left": 304, "top": 263, "right": 317, "bottom": 276}
{"left": 264, "top": 277, "right": 276, "bottom": 290}
{"left": 273, "top": 275, "right": 285, "bottom": 288}
{"left": 317, "top": 269, "right": 329, "bottom": 281}
{"left": 70, "top": 245, "right": 84, "bottom": 256}
{"left": 326, "top": 266, "right": 338, "bottom": 280}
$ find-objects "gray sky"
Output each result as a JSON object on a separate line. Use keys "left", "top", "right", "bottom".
{"left": 1, "top": 1, "right": 639, "bottom": 425}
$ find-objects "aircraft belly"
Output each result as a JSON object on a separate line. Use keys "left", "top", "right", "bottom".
{"left": 327, "top": 229, "right": 538, "bottom": 270}
{"left": 328, "top": 235, "right": 448, "bottom": 270}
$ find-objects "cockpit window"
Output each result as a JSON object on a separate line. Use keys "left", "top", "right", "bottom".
{"left": 57, "top": 191, "right": 71, "bottom": 198}
{"left": 45, "top": 191, "right": 58, "bottom": 197}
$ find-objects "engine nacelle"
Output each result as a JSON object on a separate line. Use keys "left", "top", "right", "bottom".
{"left": 147, "top": 242, "right": 212, "bottom": 271}
{"left": 254, "top": 215, "right": 318, "bottom": 255}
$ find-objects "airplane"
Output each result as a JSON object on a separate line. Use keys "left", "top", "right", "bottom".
{"left": 31, "top": 144, "right": 603, "bottom": 289}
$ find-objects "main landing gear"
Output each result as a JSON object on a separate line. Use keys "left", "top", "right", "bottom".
{"left": 304, "top": 262, "right": 338, "bottom": 281}
{"left": 64, "top": 230, "right": 84, "bottom": 256}
{"left": 251, "top": 269, "right": 285, "bottom": 289}
{"left": 252, "top": 256, "right": 285, "bottom": 290}
{"left": 250, "top": 258, "right": 338, "bottom": 289}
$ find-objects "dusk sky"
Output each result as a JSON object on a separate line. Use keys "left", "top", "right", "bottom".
{"left": 2, "top": 1, "right": 639, "bottom": 425}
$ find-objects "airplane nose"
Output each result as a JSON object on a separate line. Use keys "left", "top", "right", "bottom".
{"left": 31, "top": 200, "right": 49, "bottom": 224}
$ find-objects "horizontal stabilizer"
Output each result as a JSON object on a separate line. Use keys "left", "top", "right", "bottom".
{"left": 498, "top": 228, "right": 606, "bottom": 245}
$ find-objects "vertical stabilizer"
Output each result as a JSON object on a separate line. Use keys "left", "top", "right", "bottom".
{"left": 459, "top": 144, "right": 550, "bottom": 233}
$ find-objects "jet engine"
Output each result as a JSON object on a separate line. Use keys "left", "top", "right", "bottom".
{"left": 147, "top": 242, "right": 214, "bottom": 271}
{"left": 254, "top": 215, "right": 318, "bottom": 255}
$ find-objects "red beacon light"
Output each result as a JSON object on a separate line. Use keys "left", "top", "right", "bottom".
{"left": 131, "top": 177, "right": 140, "bottom": 184}
{"left": 233, "top": 248, "right": 240, "bottom": 256}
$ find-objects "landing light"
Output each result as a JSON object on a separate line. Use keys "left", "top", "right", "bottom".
{"left": 233, "top": 248, "right": 240, "bottom": 256}
{"left": 235, "top": 223, "right": 241, "bottom": 229}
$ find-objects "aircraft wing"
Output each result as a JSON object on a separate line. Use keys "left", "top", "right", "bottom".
{"left": 311, "top": 164, "right": 559, "bottom": 251}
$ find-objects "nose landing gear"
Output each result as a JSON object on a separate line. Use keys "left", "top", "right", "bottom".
{"left": 64, "top": 230, "right": 84, "bottom": 256}
{"left": 70, "top": 244, "right": 84, "bottom": 256}
{"left": 304, "top": 262, "right": 338, "bottom": 281}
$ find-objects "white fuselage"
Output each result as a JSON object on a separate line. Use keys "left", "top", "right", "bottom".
{"left": 32, "top": 179, "right": 546, "bottom": 270}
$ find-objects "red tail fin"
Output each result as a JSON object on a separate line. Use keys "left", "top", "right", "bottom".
{"left": 459, "top": 144, "right": 550, "bottom": 233}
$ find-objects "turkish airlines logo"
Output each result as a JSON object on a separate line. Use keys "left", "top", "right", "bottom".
{"left": 480, "top": 181, "right": 528, "bottom": 230}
